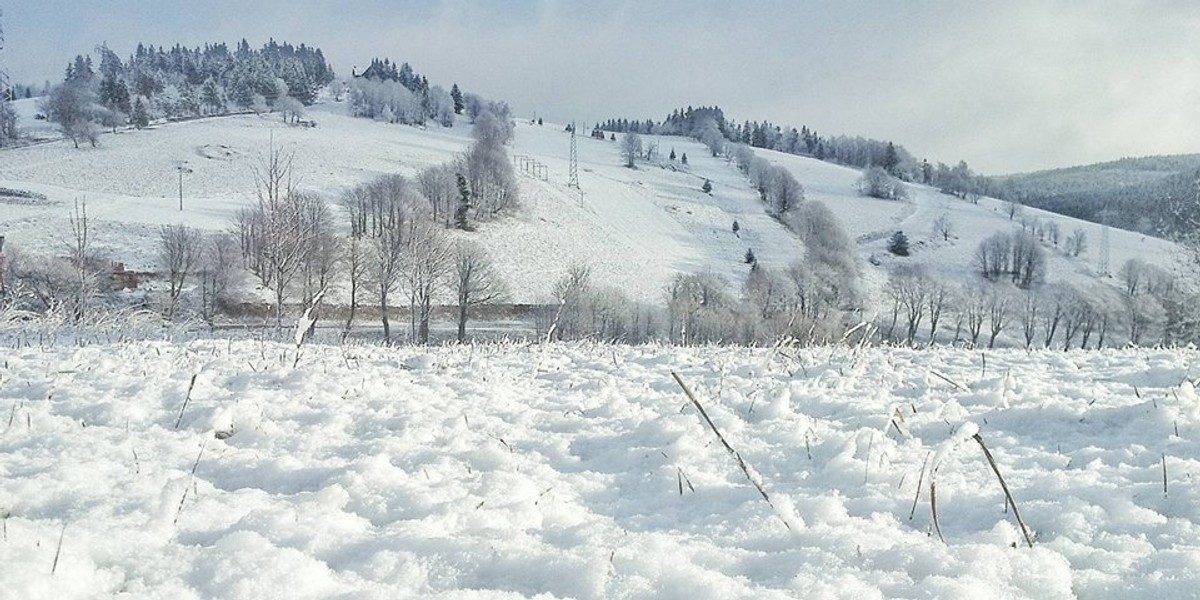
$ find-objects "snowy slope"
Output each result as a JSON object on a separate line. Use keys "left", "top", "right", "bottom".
{"left": 759, "top": 149, "right": 1185, "bottom": 293}
{"left": 1, "top": 336, "right": 1198, "bottom": 598}
{"left": 0, "top": 100, "right": 1186, "bottom": 308}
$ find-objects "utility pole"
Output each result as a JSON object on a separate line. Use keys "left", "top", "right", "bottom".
{"left": 176, "top": 161, "right": 192, "bottom": 211}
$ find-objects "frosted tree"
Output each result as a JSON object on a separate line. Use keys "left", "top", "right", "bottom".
{"left": 417, "top": 164, "right": 458, "bottom": 227}
{"left": 450, "top": 240, "right": 507, "bottom": 343}
{"left": 41, "top": 80, "right": 102, "bottom": 148}
{"left": 464, "top": 118, "right": 519, "bottom": 219}
{"left": 198, "top": 234, "right": 237, "bottom": 324}
{"left": 621, "top": 132, "right": 642, "bottom": 168}
{"left": 276, "top": 95, "right": 304, "bottom": 124}
{"left": 236, "top": 144, "right": 332, "bottom": 327}
{"left": 405, "top": 222, "right": 450, "bottom": 344}
{"left": 932, "top": 213, "right": 953, "bottom": 241}
{"left": 858, "top": 166, "right": 908, "bottom": 201}
{"left": 158, "top": 224, "right": 204, "bottom": 319}
{"left": 1065, "top": 228, "right": 1088, "bottom": 257}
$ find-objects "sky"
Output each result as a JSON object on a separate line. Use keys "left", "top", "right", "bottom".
{"left": 3, "top": 0, "right": 1199, "bottom": 174}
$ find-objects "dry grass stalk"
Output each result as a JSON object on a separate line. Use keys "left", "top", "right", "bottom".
{"left": 930, "top": 370, "right": 969, "bottom": 392}
{"left": 671, "top": 371, "right": 790, "bottom": 530}
{"left": 972, "top": 433, "right": 1034, "bottom": 548}
{"left": 174, "top": 373, "right": 198, "bottom": 429}
{"left": 910, "top": 451, "right": 932, "bottom": 520}
{"left": 50, "top": 522, "right": 66, "bottom": 575}
{"left": 1162, "top": 454, "right": 1168, "bottom": 497}
{"left": 174, "top": 440, "right": 208, "bottom": 526}
{"left": 930, "top": 473, "right": 944, "bottom": 542}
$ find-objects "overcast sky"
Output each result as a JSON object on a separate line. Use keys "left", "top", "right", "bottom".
{"left": 4, "top": 1, "right": 1198, "bottom": 174}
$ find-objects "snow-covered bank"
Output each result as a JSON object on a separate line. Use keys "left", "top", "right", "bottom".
{"left": 1, "top": 339, "right": 1198, "bottom": 598}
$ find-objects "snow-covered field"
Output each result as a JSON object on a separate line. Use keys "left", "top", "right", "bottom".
{"left": 0, "top": 97, "right": 1185, "bottom": 309}
{"left": 1, "top": 336, "right": 1198, "bottom": 598}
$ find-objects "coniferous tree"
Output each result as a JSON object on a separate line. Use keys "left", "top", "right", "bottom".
{"left": 702, "top": 179, "right": 712, "bottom": 193}
{"left": 681, "top": 152, "right": 688, "bottom": 165}
{"left": 888, "top": 231, "right": 910, "bottom": 256}
{"left": 882, "top": 142, "right": 900, "bottom": 175}
{"left": 455, "top": 173, "right": 472, "bottom": 230}
{"left": 131, "top": 97, "right": 150, "bottom": 129}
{"left": 450, "top": 83, "right": 464, "bottom": 114}
{"left": 744, "top": 248, "right": 757, "bottom": 264}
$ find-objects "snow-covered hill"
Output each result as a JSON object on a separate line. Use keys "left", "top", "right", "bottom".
{"left": 0, "top": 99, "right": 1186, "bottom": 308}
{"left": 1, "top": 336, "right": 1197, "bottom": 598}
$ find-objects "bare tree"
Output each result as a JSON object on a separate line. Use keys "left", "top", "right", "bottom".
{"left": 1059, "top": 289, "right": 1091, "bottom": 350}
{"left": 340, "top": 235, "right": 364, "bottom": 341}
{"left": 1065, "top": 228, "right": 1088, "bottom": 257}
{"left": 1039, "top": 285, "right": 1066, "bottom": 349}
{"left": 963, "top": 286, "right": 988, "bottom": 348}
{"left": 986, "top": 287, "right": 1012, "bottom": 348}
{"left": 769, "top": 168, "right": 805, "bottom": 214}
{"left": 236, "top": 142, "right": 331, "bottom": 327}
{"left": 158, "top": 224, "right": 203, "bottom": 319}
{"left": 926, "top": 280, "right": 951, "bottom": 345}
{"left": 1119, "top": 258, "right": 1146, "bottom": 295}
{"left": 276, "top": 95, "right": 304, "bottom": 124}
{"left": 342, "top": 174, "right": 435, "bottom": 343}
{"left": 417, "top": 164, "right": 458, "bottom": 227}
{"left": 1126, "top": 292, "right": 1164, "bottom": 346}
{"left": 621, "top": 132, "right": 642, "bottom": 168}
{"left": 889, "top": 266, "right": 928, "bottom": 347}
{"left": 1046, "top": 221, "right": 1061, "bottom": 247}
{"left": 66, "top": 198, "right": 101, "bottom": 321}
{"left": 1019, "top": 289, "right": 1040, "bottom": 349}
{"left": 1006, "top": 199, "right": 1023, "bottom": 220}
{"left": 975, "top": 230, "right": 1043, "bottom": 288}
{"left": 372, "top": 218, "right": 408, "bottom": 343}
{"left": 549, "top": 264, "right": 592, "bottom": 341}
{"left": 451, "top": 240, "right": 507, "bottom": 343}
{"left": 198, "top": 233, "right": 236, "bottom": 324}
{"left": 406, "top": 222, "right": 450, "bottom": 344}
{"left": 932, "top": 213, "right": 953, "bottom": 242}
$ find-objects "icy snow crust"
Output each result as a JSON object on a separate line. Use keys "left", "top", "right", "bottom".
{"left": 1, "top": 339, "right": 1198, "bottom": 598}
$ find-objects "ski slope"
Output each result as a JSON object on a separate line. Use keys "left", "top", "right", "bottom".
{"left": 0, "top": 98, "right": 1186, "bottom": 308}
{"left": 1, "top": 335, "right": 1198, "bottom": 598}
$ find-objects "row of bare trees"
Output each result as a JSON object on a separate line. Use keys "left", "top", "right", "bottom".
{"left": 543, "top": 251, "right": 865, "bottom": 346}
{"left": 881, "top": 259, "right": 1197, "bottom": 349}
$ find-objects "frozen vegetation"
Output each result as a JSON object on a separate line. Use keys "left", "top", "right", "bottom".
{"left": 0, "top": 328, "right": 1198, "bottom": 598}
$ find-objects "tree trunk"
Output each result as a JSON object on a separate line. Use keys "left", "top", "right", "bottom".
{"left": 457, "top": 302, "right": 468, "bottom": 343}
{"left": 380, "top": 289, "right": 390, "bottom": 343}
{"left": 343, "top": 279, "right": 357, "bottom": 342}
